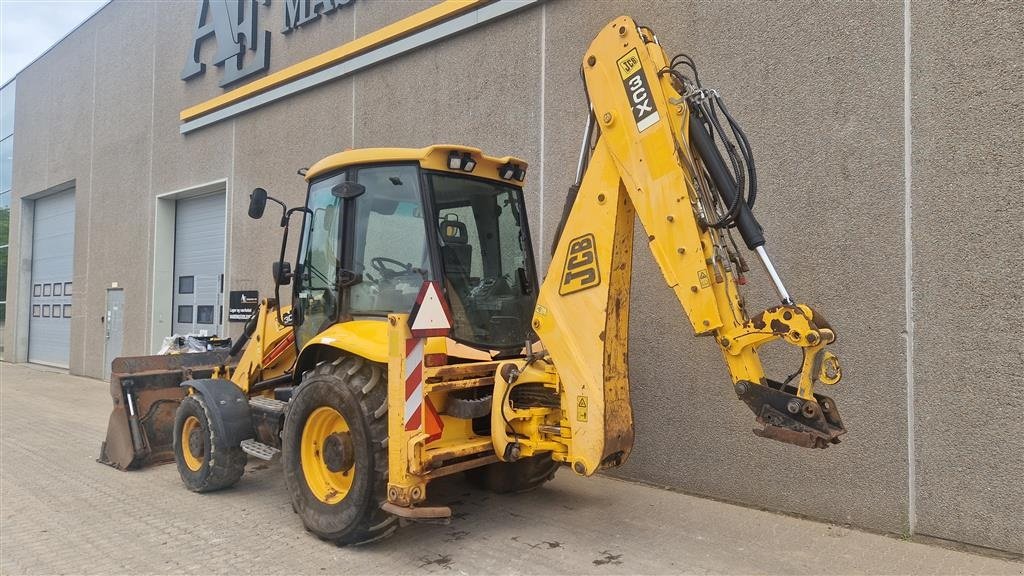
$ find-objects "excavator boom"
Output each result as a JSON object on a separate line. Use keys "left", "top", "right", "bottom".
{"left": 523, "top": 17, "right": 845, "bottom": 475}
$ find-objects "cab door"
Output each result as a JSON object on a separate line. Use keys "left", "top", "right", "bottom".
{"left": 294, "top": 173, "right": 345, "bottom": 349}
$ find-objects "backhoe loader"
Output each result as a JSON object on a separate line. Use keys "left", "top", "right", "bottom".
{"left": 100, "top": 16, "right": 845, "bottom": 545}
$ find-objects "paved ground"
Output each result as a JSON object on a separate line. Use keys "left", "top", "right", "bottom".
{"left": 0, "top": 362, "right": 1020, "bottom": 575}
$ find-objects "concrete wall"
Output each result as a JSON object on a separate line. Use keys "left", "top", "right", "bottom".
{"left": 909, "top": 0, "right": 1024, "bottom": 554}
{"left": 3, "top": 0, "right": 1020, "bottom": 554}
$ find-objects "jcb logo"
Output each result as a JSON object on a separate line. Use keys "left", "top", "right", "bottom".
{"left": 617, "top": 54, "right": 640, "bottom": 76}
{"left": 559, "top": 234, "right": 601, "bottom": 295}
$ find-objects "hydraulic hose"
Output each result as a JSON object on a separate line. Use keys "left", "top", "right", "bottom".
{"left": 688, "top": 111, "right": 765, "bottom": 250}
{"left": 228, "top": 310, "right": 259, "bottom": 358}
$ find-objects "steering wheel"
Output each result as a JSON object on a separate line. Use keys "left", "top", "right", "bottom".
{"left": 371, "top": 256, "right": 412, "bottom": 279}
{"left": 470, "top": 277, "right": 500, "bottom": 300}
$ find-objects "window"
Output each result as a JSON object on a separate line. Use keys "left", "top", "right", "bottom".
{"left": 42, "top": 284, "right": 51, "bottom": 296}
{"left": 62, "top": 304, "right": 72, "bottom": 318}
{"left": 63, "top": 282, "right": 72, "bottom": 295}
{"left": 178, "top": 276, "right": 194, "bottom": 294}
{"left": 53, "top": 283, "right": 62, "bottom": 296}
{"left": 0, "top": 81, "right": 13, "bottom": 140}
{"left": 177, "top": 305, "right": 193, "bottom": 324}
{"left": 1, "top": 82, "right": 13, "bottom": 359}
{"left": 196, "top": 305, "right": 214, "bottom": 324}
{"left": 0, "top": 136, "right": 11, "bottom": 193}
{"left": 348, "top": 165, "right": 431, "bottom": 315}
{"left": 42, "top": 305, "right": 50, "bottom": 317}
{"left": 429, "top": 173, "right": 536, "bottom": 349}
{"left": 33, "top": 284, "right": 41, "bottom": 297}
{"left": 294, "top": 173, "right": 344, "bottom": 348}
{"left": 32, "top": 305, "right": 40, "bottom": 317}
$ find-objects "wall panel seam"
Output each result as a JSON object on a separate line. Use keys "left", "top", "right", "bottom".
{"left": 538, "top": 2, "right": 546, "bottom": 265}
{"left": 351, "top": 2, "right": 357, "bottom": 147}
{"left": 145, "top": 4, "right": 157, "bottom": 348}
{"left": 903, "top": 0, "right": 917, "bottom": 535}
{"left": 83, "top": 29, "right": 98, "bottom": 374}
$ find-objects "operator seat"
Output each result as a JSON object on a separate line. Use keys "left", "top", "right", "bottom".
{"left": 438, "top": 215, "right": 476, "bottom": 333}
{"left": 439, "top": 216, "right": 472, "bottom": 286}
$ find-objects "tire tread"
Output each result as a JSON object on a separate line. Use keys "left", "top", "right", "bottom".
{"left": 284, "top": 357, "right": 395, "bottom": 546}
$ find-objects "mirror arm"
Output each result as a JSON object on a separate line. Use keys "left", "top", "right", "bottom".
{"left": 275, "top": 209, "right": 308, "bottom": 327}
{"left": 282, "top": 206, "right": 312, "bottom": 228}
{"left": 267, "top": 196, "right": 287, "bottom": 223}
{"left": 274, "top": 216, "right": 292, "bottom": 327}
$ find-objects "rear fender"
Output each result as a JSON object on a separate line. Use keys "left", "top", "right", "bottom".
{"left": 183, "top": 379, "right": 254, "bottom": 448}
{"left": 295, "top": 319, "right": 388, "bottom": 379}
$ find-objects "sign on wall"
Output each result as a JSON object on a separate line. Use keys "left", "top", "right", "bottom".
{"left": 182, "top": 0, "right": 356, "bottom": 88}
{"left": 229, "top": 290, "right": 260, "bottom": 321}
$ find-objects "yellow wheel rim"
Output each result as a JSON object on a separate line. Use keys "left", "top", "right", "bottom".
{"left": 301, "top": 406, "right": 356, "bottom": 505}
{"left": 180, "top": 415, "right": 204, "bottom": 472}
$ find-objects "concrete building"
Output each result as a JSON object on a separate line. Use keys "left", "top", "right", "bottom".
{"left": 1, "top": 0, "right": 1020, "bottom": 555}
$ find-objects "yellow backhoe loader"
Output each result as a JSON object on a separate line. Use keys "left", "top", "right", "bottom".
{"left": 100, "top": 16, "right": 845, "bottom": 545}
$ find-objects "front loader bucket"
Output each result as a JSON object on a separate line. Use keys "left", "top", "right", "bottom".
{"left": 98, "top": 351, "right": 228, "bottom": 470}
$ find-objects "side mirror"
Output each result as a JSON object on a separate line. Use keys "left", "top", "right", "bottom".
{"left": 331, "top": 181, "right": 366, "bottom": 199}
{"left": 248, "top": 188, "right": 268, "bottom": 219}
{"left": 272, "top": 261, "right": 292, "bottom": 286}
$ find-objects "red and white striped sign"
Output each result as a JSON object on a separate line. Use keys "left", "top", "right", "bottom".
{"left": 404, "top": 337, "right": 424, "bottom": 431}
{"left": 403, "top": 281, "right": 449, "bottom": 439}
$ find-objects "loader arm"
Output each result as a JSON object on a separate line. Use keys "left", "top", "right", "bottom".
{"left": 527, "top": 17, "right": 845, "bottom": 475}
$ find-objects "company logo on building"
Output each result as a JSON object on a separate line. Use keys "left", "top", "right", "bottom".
{"left": 182, "top": 0, "right": 355, "bottom": 88}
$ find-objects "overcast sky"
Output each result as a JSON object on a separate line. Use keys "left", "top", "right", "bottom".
{"left": 1, "top": 0, "right": 110, "bottom": 85}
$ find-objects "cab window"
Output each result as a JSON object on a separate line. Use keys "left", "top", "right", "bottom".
{"left": 348, "top": 165, "right": 432, "bottom": 315}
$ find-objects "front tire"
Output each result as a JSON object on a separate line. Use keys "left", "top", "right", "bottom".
{"left": 172, "top": 395, "right": 247, "bottom": 492}
{"left": 282, "top": 357, "right": 396, "bottom": 546}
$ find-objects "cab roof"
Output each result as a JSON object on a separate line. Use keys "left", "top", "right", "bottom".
{"left": 305, "top": 145, "right": 528, "bottom": 183}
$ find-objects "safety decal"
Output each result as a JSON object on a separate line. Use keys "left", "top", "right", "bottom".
{"left": 559, "top": 233, "right": 601, "bottom": 295}
{"left": 617, "top": 48, "right": 661, "bottom": 133}
{"left": 403, "top": 336, "right": 444, "bottom": 441}
{"left": 577, "top": 396, "right": 588, "bottom": 422}
{"left": 697, "top": 269, "right": 711, "bottom": 289}
{"left": 262, "top": 331, "right": 295, "bottom": 366}
{"left": 404, "top": 337, "right": 425, "bottom": 431}
{"left": 408, "top": 281, "right": 453, "bottom": 337}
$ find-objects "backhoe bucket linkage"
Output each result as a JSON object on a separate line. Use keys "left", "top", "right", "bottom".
{"left": 734, "top": 380, "right": 845, "bottom": 449}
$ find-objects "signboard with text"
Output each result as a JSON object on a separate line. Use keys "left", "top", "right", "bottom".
{"left": 229, "top": 290, "right": 260, "bottom": 321}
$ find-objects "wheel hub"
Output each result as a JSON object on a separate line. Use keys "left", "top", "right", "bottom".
{"left": 300, "top": 406, "right": 357, "bottom": 504}
{"left": 188, "top": 427, "right": 204, "bottom": 459}
{"left": 180, "top": 414, "right": 205, "bottom": 472}
{"left": 322, "top": 432, "right": 354, "bottom": 473}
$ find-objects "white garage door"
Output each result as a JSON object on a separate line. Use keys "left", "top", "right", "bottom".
{"left": 29, "top": 189, "right": 75, "bottom": 367}
{"left": 173, "top": 193, "right": 225, "bottom": 336}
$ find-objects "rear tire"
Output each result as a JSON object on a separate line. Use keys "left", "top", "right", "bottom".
{"left": 282, "top": 357, "right": 396, "bottom": 546}
{"left": 465, "top": 452, "right": 559, "bottom": 494}
{"left": 172, "top": 395, "right": 247, "bottom": 492}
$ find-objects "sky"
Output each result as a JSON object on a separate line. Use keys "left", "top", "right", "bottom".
{"left": 1, "top": 0, "right": 110, "bottom": 85}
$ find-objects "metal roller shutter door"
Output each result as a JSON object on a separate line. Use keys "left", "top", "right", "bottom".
{"left": 28, "top": 190, "right": 75, "bottom": 367}
{"left": 172, "top": 193, "right": 225, "bottom": 337}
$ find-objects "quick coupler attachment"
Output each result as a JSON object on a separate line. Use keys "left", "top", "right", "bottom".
{"left": 734, "top": 380, "right": 846, "bottom": 449}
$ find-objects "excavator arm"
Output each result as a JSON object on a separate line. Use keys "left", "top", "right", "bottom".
{"left": 510, "top": 17, "right": 845, "bottom": 476}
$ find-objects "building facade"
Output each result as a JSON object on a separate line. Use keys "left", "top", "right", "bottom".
{"left": 0, "top": 81, "right": 12, "bottom": 354}
{"left": 2, "top": 0, "right": 1021, "bottom": 555}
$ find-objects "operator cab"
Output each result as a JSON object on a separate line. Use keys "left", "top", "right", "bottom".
{"left": 285, "top": 146, "right": 538, "bottom": 354}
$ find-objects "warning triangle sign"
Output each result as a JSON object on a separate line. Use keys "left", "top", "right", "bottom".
{"left": 408, "top": 281, "right": 453, "bottom": 337}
